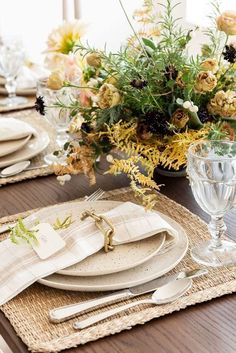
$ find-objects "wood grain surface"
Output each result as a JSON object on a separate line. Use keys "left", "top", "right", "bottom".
{"left": 0, "top": 171, "right": 235, "bottom": 353}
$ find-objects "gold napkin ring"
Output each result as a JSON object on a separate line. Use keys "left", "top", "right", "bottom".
{"left": 80, "top": 210, "right": 115, "bottom": 252}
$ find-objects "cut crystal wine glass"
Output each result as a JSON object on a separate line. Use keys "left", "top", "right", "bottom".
{"left": 36, "top": 78, "right": 76, "bottom": 165}
{"left": 187, "top": 140, "right": 236, "bottom": 267}
{"left": 0, "top": 38, "right": 28, "bottom": 107}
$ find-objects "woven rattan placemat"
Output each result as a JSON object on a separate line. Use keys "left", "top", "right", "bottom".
{"left": 0, "top": 187, "right": 236, "bottom": 353}
{"left": 0, "top": 109, "right": 56, "bottom": 186}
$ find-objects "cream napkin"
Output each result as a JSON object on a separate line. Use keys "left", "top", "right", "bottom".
{"left": 0, "top": 202, "right": 178, "bottom": 305}
{"left": 0, "top": 118, "right": 37, "bottom": 141}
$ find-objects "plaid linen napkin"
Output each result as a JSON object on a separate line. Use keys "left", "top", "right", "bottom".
{"left": 0, "top": 202, "right": 178, "bottom": 305}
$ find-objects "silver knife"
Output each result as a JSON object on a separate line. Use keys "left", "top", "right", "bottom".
{"left": 49, "top": 268, "right": 207, "bottom": 323}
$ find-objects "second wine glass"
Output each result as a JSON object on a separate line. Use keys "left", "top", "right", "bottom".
{"left": 36, "top": 78, "right": 76, "bottom": 164}
{"left": 187, "top": 140, "right": 236, "bottom": 267}
{"left": 0, "top": 38, "right": 28, "bottom": 107}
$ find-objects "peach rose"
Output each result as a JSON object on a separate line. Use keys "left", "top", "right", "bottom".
{"left": 79, "top": 89, "right": 95, "bottom": 108}
{"left": 45, "top": 53, "right": 81, "bottom": 82}
{"left": 217, "top": 11, "right": 236, "bottom": 35}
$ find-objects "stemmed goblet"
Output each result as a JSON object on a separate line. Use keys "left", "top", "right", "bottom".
{"left": 36, "top": 78, "right": 76, "bottom": 165}
{"left": 187, "top": 140, "right": 236, "bottom": 267}
{"left": 0, "top": 37, "right": 28, "bottom": 107}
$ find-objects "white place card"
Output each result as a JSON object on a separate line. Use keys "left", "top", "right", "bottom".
{"left": 31, "top": 223, "right": 66, "bottom": 260}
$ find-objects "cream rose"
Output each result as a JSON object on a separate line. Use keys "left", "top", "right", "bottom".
{"left": 97, "top": 83, "right": 122, "bottom": 109}
{"left": 217, "top": 11, "right": 236, "bottom": 35}
{"left": 195, "top": 71, "right": 217, "bottom": 93}
{"left": 207, "top": 90, "right": 236, "bottom": 118}
{"left": 200, "top": 58, "right": 219, "bottom": 74}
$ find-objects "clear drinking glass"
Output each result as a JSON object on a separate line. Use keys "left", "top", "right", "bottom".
{"left": 36, "top": 78, "right": 76, "bottom": 165}
{"left": 187, "top": 140, "right": 236, "bottom": 267}
{"left": 0, "top": 38, "right": 28, "bottom": 107}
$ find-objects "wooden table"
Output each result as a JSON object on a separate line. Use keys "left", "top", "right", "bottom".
{"left": 0, "top": 172, "right": 236, "bottom": 353}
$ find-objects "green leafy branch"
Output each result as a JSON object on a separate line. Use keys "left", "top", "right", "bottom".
{"left": 9, "top": 218, "right": 39, "bottom": 246}
{"left": 53, "top": 215, "right": 74, "bottom": 230}
{"left": 203, "top": 0, "right": 224, "bottom": 58}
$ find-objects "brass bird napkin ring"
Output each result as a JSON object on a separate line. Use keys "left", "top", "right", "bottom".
{"left": 80, "top": 210, "right": 115, "bottom": 252}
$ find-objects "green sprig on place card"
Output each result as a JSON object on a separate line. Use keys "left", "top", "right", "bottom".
{"left": 52, "top": 215, "right": 74, "bottom": 230}
{"left": 9, "top": 215, "right": 74, "bottom": 246}
{"left": 9, "top": 218, "right": 39, "bottom": 245}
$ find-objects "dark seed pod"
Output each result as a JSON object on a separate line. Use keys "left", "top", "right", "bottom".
{"left": 35, "top": 96, "right": 46, "bottom": 116}
{"left": 144, "top": 111, "right": 170, "bottom": 136}
{"left": 130, "top": 79, "right": 148, "bottom": 89}
{"left": 222, "top": 45, "right": 236, "bottom": 64}
{"left": 164, "top": 65, "right": 178, "bottom": 81}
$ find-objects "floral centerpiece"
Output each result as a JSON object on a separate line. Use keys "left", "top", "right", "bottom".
{"left": 36, "top": 0, "right": 236, "bottom": 208}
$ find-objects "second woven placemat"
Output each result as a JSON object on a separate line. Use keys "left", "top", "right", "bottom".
{"left": 1, "top": 187, "right": 236, "bottom": 352}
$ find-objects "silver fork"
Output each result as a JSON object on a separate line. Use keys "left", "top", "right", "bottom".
{"left": 84, "top": 188, "right": 105, "bottom": 202}
{"left": 0, "top": 188, "right": 105, "bottom": 235}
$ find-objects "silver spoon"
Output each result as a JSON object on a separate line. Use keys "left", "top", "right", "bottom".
{"left": 0, "top": 160, "right": 49, "bottom": 177}
{"left": 74, "top": 277, "right": 192, "bottom": 330}
{"left": 0, "top": 160, "right": 31, "bottom": 177}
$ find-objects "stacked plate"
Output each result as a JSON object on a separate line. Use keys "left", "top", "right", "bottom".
{"left": 0, "top": 117, "right": 49, "bottom": 169}
{"left": 37, "top": 200, "right": 189, "bottom": 292}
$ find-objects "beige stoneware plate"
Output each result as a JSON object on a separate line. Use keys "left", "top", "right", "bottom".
{"left": 35, "top": 201, "right": 189, "bottom": 291}
{"left": 0, "top": 135, "right": 31, "bottom": 157}
{"left": 0, "top": 128, "right": 49, "bottom": 168}
{"left": 58, "top": 233, "right": 166, "bottom": 276}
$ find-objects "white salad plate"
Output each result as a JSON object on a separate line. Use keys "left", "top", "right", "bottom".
{"left": 34, "top": 200, "right": 189, "bottom": 292}
{"left": 0, "top": 135, "right": 31, "bottom": 158}
{"left": 0, "top": 129, "right": 49, "bottom": 168}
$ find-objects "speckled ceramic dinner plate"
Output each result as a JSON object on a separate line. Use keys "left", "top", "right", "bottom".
{"left": 58, "top": 233, "right": 166, "bottom": 277}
